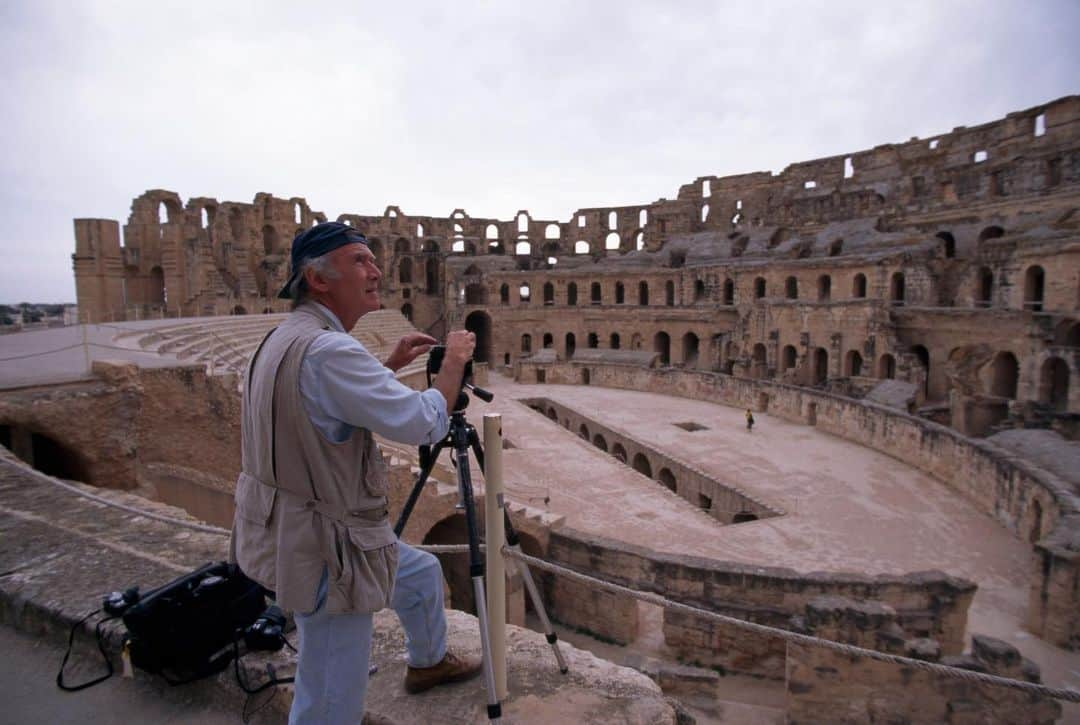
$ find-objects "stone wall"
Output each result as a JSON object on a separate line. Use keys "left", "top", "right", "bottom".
{"left": 546, "top": 530, "right": 974, "bottom": 677}
{"left": 786, "top": 599, "right": 1062, "bottom": 724}
{"left": 521, "top": 360, "right": 1080, "bottom": 650}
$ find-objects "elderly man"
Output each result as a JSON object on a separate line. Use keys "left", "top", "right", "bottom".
{"left": 231, "top": 222, "right": 480, "bottom": 724}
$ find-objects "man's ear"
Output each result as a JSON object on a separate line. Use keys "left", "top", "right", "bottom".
{"left": 304, "top": 265, "right": 329, "bottom": 294}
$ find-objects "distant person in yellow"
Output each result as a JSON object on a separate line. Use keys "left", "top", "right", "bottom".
{"left": 745, "top": 408, "right": 755, "bottom": 431}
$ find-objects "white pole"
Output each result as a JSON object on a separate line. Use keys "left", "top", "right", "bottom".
{"left": 483, "top": 413, "right": 507, "bottom": 699}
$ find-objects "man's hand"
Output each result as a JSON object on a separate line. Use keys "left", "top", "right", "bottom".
{"left": 433, "top": 330, "right": 476, "bottom": 413}
{"left": 386, "top": 332, "right": 438, "bottom": 372}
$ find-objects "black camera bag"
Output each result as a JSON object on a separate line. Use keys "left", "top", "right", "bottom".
{"left": 122, "top": 561, "right": 267, "bottom": 683}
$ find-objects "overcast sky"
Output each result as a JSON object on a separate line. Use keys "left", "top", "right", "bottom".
{"left": 1, "top": 0, "right": 1077, "bottom": 304}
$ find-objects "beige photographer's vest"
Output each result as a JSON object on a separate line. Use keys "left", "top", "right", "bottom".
{"left": 230, "top": 303, "right": 397, "bottom": 615}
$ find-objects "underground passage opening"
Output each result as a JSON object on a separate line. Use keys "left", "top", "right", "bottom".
{"left": 422, "top": 513, "right": 475, "bottom": 614}
{"left": 673, "top": 421, "right": 708, "bottom": 432}
{"left": 3, "top": 426, "right": 92, "bottom": 484}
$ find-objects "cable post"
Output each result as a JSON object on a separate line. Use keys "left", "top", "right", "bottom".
{"left": 483, "top": 413, "right": 507, "bottom": 700}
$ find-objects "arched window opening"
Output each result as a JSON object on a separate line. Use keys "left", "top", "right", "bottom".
{"left": 754, "top": 277, "right": 766, "bottom": 299}
{"left": 632, "top": 454, "right": 652, "bottom": 479}
{"left": 587, "top": 333, "right": 599, "bottom": 348}
{"left": 890, "top": 272, "right": 906, "bottom": 305}
{"left": 543, "top": 333, "right": 553, "bottom": 349}
{"left": 398, "top": 258, "right": 413, "bottom": 285}
{"left": 878, "top": 353, "right": 896, "bottom": 379}
{"left": 723, "top": 279, "right": 734, "bottom": 305}
{"left": 575, "top": 240, "right": 590, "bottom": 254}
{"left": 694, "top": 279, "right": 706, "bottom": 302}
{"left": 829, "top": 239, "right": 843, "bottom": 257}
{"left": 158, "top": 201, "right": 170, "bottom": 225}
{"left": 605, "top": 232, "right": 620, "bottom": 251}
{"left": 702, "top": 179, "right": 711, "bottom": 197}
{"left": 611, "top": 443, "right": 627, "bottom": 464}
{"left": 608, "top": 211, "right": 617, "bottom": 230}
{"left": 1039, "top": 357, "right": 1069, "bottom": 411}
{"left": 701, "top": 204, "right": 710, "bottom": 223}
{"left": 426, "top": 257, "right": 438, "bottom": 294}
{"left": 610, "top": 333, "right": 620, "bottom": 349}
{"left": 149, "top": 266, "right": 165, "bottom": 305}
{"left": 515, "top": 241, "right": 531, "bottom": 256}
{"left": 665, "top": 280, "right": 675, "bottom": 306}
{"left": 262, "top": 225, "right": 278, "bottom": 255}
{"left": 785, "top": 276, "right": 798, "bottom": 300}
{"left": 521, "top": 334, "right": 532, "bottom": 353}
{"left": 452, "top": 240, "right": 465, "bottom": 253}
{"left": 567, "top": 282, "right": 578, "bottom": 306}
{"left": 654, "top": 332, "right": 670, "bottom": 365}
{"left": 846, "top": 350, "right": 864, "bottom": 377}
{"left": 517, "top": 213, "right": 529, "bottom": 234}
{"left": 489, "top": 240, "right": 505, "bottom": 255}
{"left": 658, "top": 468, "right": 676, "bottom": 493}
{"left": 545, "top": 224, "right": 560, "bottom": 239}
{"left": 853, "top": 273, "right": 867, "bottom": 299}
{"left": 978, "top": 226, "right": 1005, "bottom": 243}
{"left": 781, "top": 345, "right": 797, "bottom": 372}
{"left": 813, "top": 348, "right": 828, "bottom": 384}
{"left": 977, "top": 267, "right": 994, "bottom": 307}
{"left": 937, "top": 231, "right": 956, "bottom": 258}
{"left": 1024, "top": 266, "right": 1045, "bottom": 311}
{"left": 499, "top": 284, "right": 509, "bottom": 304}
{"left": 565, "top": 333, "right": 576, "bottom": 359}
{"left": 590, "top": 282, "right": 601, "bottom": 305}
{"left": 294, "top": 202, "right": 302, "bottom": 225}
{"left": 615, "top": 282, "right": 625, "bottom": 304}
{"left": 578, "top": 424, "right": 589, "bottom": 440}
{"left": 990, "top": 352, "right": 1019, "bottom": 399}
{"left": 683, "top": 333, "right": 699, "bottom": 366}
{"left": 485, "top": 224, "right": 498, "bottom": 240}
{"left": 638, "top": 281, "right": 649, "bottom": 305}
{"left": 635, "top": 232, "right": 645, "bottom": 250}
{"left": 592, "top": 434, "right": 608, "bottom": 452}
{"left": 27, "top": 432, "right": 91, "bottom": 483}
{"left": 818, "top": 275, "right": 831, "bottom": 301}
{"left": 416, "top": 223, "right": 424, "bottom": 237}
{"left": 639, "top": 209, "right": 647, "bottom": 227}
{"left": 912, "top": 345, "right": 930, "bottom": 397}
{"left": 519, "top": 283, "right": 531, "bottom": 303}
{"left": 543, "top": 282, "right": 554, "bottom": 305}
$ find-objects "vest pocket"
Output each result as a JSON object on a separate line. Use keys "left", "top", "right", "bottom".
{"left": 233, "top": 472, "right": 278, "bottom": 585}
{"left": 362, "top": 439, "right": 389, "bottom": 497}
{"left": 235, "top": 472, "right": 277, "bottom": 526}
{"left": 333, "top": 520, "right": 399, "bottom": 613}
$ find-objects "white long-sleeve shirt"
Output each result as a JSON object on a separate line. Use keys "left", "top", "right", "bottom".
{"left": 298, "top": 303, "right": 448, "bottom": 446}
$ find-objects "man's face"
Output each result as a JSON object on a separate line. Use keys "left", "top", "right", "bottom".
{"left": 320, "top": 242, "right": 382, "bottom": 323}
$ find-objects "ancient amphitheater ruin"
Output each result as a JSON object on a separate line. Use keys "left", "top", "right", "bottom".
{"left": 1, "top": 96, "right": 1077, "bottom": 722}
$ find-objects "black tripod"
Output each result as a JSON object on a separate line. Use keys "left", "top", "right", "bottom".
{"left": 394, "top": 363, "right": 567, "bottom": 722}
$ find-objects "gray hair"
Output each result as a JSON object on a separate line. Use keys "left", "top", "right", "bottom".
{"left": 289, "top": 254, "right": 340, "bottom": 309}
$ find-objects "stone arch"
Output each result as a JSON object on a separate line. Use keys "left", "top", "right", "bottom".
{"left": 425, "top": 256, "right": 439, "bottom": 295}
{"left": 149, "top": 266, "right": 166, "bottom": 306}
{"left": 754, "top": 277, "right": 766, "bottom": 299}
{"left": 543, "top": 282, "right": 555, "bottom": 305}
{"left": 14, "top": 429, "right": 92, "bottom": 483}
{"left": 464, "top": 311, "right": 492, "bottom": 363}
{"left": 578, "top": 424, "right": 589, "bottom": 440}
{"left": 665, "top": 280, "right": 675, "bottom": 306}
{"left": 631, "top": 453, "right": 652, "bottom": 478}
{"left": 989, "top": 351, "right": 1019, "bottom": 398}
{"left": 1038, "top": 357, "right": 1069, "bottom": 410}
{"left": 978, "top": 225, "right": 1005, "bottom": 243}
{"left": 912, "top": 345, "right": 930, "bottom": 397}
{"left": 1054, "top": 319, "right": 1079, "bottom": 347}
{"left": 694, "top": 279, "right": 706, "bottom": 301}
{"left": 592, "top": 434, "right": 608, "bottom": 452}
{"left": 683, "top": 333, "right": 699, "bottom": 366}
{"left": 611, "top": 443, "right": 627, "bottom": 463}
{"left": 262, "top": 225, "right": 279, "bottom": 255}
{"left": 654, "top": 332, "right": 671, "bottom": 365}
{"left": 423, "top": 514, "right": 473, "bottom": 613}
{"left": 587, "top": 333, "right": 599, "bottom": 348}
{"left": 890, "top": 272, "right": 906, "bottom": 305}
{"left": 813, "top": 347, "right": 828, "bottom": 384}
{"left": 937, "top": 231, "right": 956, "bottom": 258}
{"left": 638, "top": 281, "right": 649, "bottom": 305}
{"left": 610, "top": 333, "right": 621, "bottom": 349}
{"left": 399, "top": 257, "right": 413, "bottom": 284}
{"left": 852, "top": 273, "right": 867, "bottom": 298}
{"left": 817, "top": 275, "right": 831, "bottom": 301}
{"left": 567, "top": 282, "right": 578, "bottom": 306}
{"left": 657, "top": 468, "right": 676, "bottom": 493}
{"left": 878, "top": 353, "right": 896, "bottom": 379}
{"left": 723, "top": 279, "right": 734, "bottom": 305}
{"left": 543, "top": 333, "right": 553, "bottom": 349}
{"left": 590, "top": 282, "right": 601, "bottom": 304}
{"left": 845, "top": 350, "right": 864, "bottom": 377}
{"left": 977, "top": 267, "right": 994, "bottom": 306}
{"left": 565, "top": 333, "right": 576, "bottom": 359}
{"left": 615, "top": 281, "right": 625, "bottom": 304}
{"left": 521, "top": 334, "right": 532, "bottom": 353}
{"left": 1024, "top": 265, "right": 1045, "bottom": 311}
{"left": 499, "top": 284, "right": 509, "bottom": 304}
{"left": 785, "top": 276, "right": 798, "bottom": 300}
{"left": 781, "top": 345, "right": 797, "bottom": 372}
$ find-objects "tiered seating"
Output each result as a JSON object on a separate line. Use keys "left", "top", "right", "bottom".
{"left": 112, "top": 310, "right": 427, "bottom": 378}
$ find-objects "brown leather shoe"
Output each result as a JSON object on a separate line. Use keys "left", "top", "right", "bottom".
{"left": 404, "top": 651, "right": 482, "bottom": 694}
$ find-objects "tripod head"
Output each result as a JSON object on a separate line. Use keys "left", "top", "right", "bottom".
{"left": 426, "top": 344, "right": 494, "bottom": 412}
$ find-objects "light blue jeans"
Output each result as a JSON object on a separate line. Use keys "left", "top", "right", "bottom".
{"left": 288, "top": 541, "right": 448, "bottom": 725}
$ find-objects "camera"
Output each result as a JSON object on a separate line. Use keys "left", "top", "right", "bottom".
{"left": 243, "top": 605, "right": 287, "bottom": 651}
{"left": 426, "top": 344, "right": 473, "bottom": 384}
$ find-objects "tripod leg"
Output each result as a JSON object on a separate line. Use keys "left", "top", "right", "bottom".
{"left": 394, "top": 441, "right": 448, "bottom": 537}
{"left": 455, "top": 438, "right": 502, "bottom": 721}
{"left": 502, "top": 511, "right": 569, "bottom": 674}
